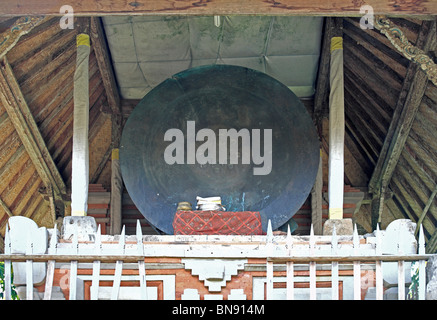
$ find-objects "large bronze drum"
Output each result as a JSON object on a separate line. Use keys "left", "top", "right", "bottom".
{"left": 120, "top": 65, "right": 320, "bottom": 234}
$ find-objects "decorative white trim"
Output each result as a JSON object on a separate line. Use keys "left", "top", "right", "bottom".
{"left": 182, "top": 258, "right": 247, "bottom": 292}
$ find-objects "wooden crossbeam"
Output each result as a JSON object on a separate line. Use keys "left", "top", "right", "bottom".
{"left": 0, "top": 0, "right": 436, "bottom": 17}
{"left": 369, "top": 20, "right": 436, "bottom": 230}
{"left": 0, "top": 57, "right": 67, "bottom": 204}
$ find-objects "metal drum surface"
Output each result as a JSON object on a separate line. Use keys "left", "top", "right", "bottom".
{"left": 120, "top": 65, "right": 320, "bottom": 234}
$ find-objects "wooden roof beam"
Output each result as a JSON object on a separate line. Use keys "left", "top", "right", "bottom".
{"left": 313, "top": 18, "right": 343, "bottom": 130}
{"left": 90, "top": 17, "right": 121, "bottom": 117}
{"left": 0, "top": 57, "right": 67, "bottom": 204}
{"left": 0, "top": 0, "right": 436, "bottom": 17}
{"left": 369, "top": 20, "right": 436, "bottom": 230}
{"left": 313, "top": 17, "right": 332, "bottom": 129}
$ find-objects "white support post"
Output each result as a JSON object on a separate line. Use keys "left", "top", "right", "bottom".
{"left": 71, "top": 33, "right": 90, "bottom": 217}
{"left": 328, "top": 36, "right": 345, "bottom": 220}
{"left": 331, "top": 225, "right": 339, "bottom": 300}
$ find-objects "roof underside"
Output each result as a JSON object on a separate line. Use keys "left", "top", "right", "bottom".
{"left": 103, "top": 16, "right": 323, "bottom": 99}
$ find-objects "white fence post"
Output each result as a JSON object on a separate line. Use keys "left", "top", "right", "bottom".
{"left": 43, "top": 224, "right": 57, "bottom": 300}
{"left": 137, "top": 220, "right": 148, "bottom": 300}
{"left": 286, "top": 225, "right": 294, "bottom": 300}
{"left": 266, "top": 220, "right": 274, "bottom": 300}
{"left": 353, "top": 224, "right": 361, "bottom": 300}
{"left": 111, "top": 225, "right": 125, "bottom": 300}
{"left": 4, "top": 224, "right": 12, "bottom": 300}
{"left": 397, "top": 229, "right": 405, "bottom": 300}
{"left": 91, "top": 225, "right": 102, "bottom": 300}
{"left": 375, "top": 224, "right": 383, "bottom": 300}
{"left": 69, "top": 223, "right": 79, "bottom": 300}
{"left": 26, "top": 228, "right": 34, "bottom": 300}
{"left": 331, "top": 225, "right": 339, "bottom": 300}
{"left": 418, "top": 225, "right": 426, "bottom": 300}
{"left": 309, "top": 224, "right": 316, "bottom": 300}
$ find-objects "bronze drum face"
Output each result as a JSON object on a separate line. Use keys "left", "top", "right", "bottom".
{"left": 120, "top": 65, "right": 320, "bottom": 234}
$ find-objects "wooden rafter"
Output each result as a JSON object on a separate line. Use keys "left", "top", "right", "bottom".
{"left": 313, "top": 17, "right": 332, "bottom": 127}
{"left": 369, "top": 20, "right": 436, "bottom": 230}
{"left": 0, "top": 57, "right": 67, "bottom": 202}
{"left": 313, "top": 18, "right": 343, "bottom": 129}
{"left": 89, "top": 17, "right": 124, "bottom": 234}
{"left": 0, "top": 0, "right": 436, "bottom": 17}
{"left": 90, "top": 17, "right": 121, "bottom": 117}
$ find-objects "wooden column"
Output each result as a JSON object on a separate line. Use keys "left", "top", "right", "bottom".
{"left": 110, "top": 147, "right": 123, "bottom": 235}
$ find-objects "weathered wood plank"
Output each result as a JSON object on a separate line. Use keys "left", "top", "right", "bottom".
{"left": 1, "top": 0, "right": 435, "bottom": 16}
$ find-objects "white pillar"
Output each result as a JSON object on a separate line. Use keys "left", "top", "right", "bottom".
{"left": 328, "top": 36, "right": 344, "bottom": 219}
{"left": 71, "top": 34, "right": 90, "bottom": 216}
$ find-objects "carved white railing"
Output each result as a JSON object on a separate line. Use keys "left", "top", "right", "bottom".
{"left": 0, "top": 219, "right": 432, "bottom": 300}
{"left": 266, "top": 223, "right": 429, "bottom": 300}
